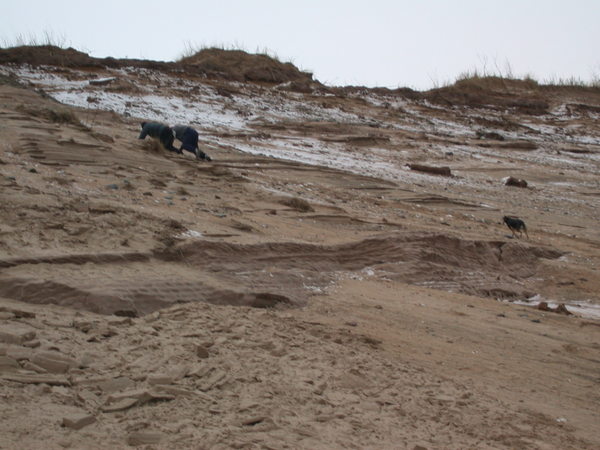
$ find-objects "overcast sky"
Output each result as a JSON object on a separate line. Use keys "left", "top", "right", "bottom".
{"left": 2, "top": 0, "right": 599, "bottom": 90}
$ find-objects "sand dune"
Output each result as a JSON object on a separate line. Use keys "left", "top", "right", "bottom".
{"left": 1, "top": 50, "right": 599, "bottom": 448}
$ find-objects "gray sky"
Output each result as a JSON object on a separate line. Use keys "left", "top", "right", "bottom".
{"left": 2, "top": 0, "right": 599, "bottom": 90}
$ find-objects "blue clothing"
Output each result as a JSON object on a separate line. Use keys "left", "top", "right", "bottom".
{"left": 172, "top": 125, "right": 211, "bottom": 160}
{"left": 173, "top": 125, "right": 199, "bottom": 152}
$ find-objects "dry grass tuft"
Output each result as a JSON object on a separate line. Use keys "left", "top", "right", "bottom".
{"left": 141, "top": 138, "right": 164, "bottom": 154}
{"left": 230, "top": 220, "right": 255, "bottom": 232}
{"left": 17, "top": 104, "right": 89, "bottom": 129}
{"left": 179, "top": 46, "right": 312, "bottom": 84}
{"left": 1, "top": 31, "right": 70, "bottom": 49}
{"left": 46, "top": 109, "right": 84, "bottom": 125}
{"left": 44, "top": 176, "right": 73, "bottom": 186}
{"left": 454, "top": 74, "right": 539, "bottom": 92}
{"left": 281, "top": 197, "right": 314, "bottom": 212}
{"left": 425, "top": 75, "right": 549, "bottom": 115}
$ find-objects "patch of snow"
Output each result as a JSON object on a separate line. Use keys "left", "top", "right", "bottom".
{"left": 512, "top": 296, "right": 600, "bottom": 320}
{"left": 179, "top": 230, "right": 203, "bottom": 239}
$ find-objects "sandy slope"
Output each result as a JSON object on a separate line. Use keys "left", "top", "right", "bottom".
{"left": 0, "top": 59, "right": 599, "bottom": 449}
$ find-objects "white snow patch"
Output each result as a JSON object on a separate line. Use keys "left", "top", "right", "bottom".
{"left": 179, "top": 230, "right": 203, "bottom": 239}
{"left": 511, "top": 295, "right": 600, "bottom": 320}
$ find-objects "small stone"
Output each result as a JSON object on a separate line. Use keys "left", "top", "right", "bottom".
{"left": 138, "top": 326, "right": 158, "bottom": 336}
{"left": 186, "top": 364, "right": 211, "bottom": 379}
{"left": 77, "top": 390, "right": 101, "bottom": 408}
{"left": 537, "top": 302, "right": 550, "bottom": 311}
{"left": 270, "top": 346, "right": 287, "bottom": 357}
{"left": 0, "top": 324, "right": 36, "bottom": 344}
{"left": 241, "top": 416, "right": 267, "bottom": 426}
{"left": 504, "top": 176, "right": 528, "bottom": 188}
{"left": 314, "top": 382, "right": 327, "bottom": 396}
{"left": 199, "top": 369, "right": 228, "bottom": 391}
{"left": 6, "top": 345, "right": 34, "bottom": 360}
{"left": 62, "top": 413, "right": 96, "bottom": 430}
{"left": 86, "top": 326, "right": 118, "bottom": 341}
{"left": 1, "top": 373, "right": 70, "bottom": 386}
{"left": 31, "top": 352, "right": 77, "bottom": 374}
{"left": 555, "top": 304, "right": 572, "bottom": 315}
{"left": 408, "top": 163, "right": 452, "bottom": 177}
{"left": 153, "top": 385, "right": 194, "bottom": 397}
{"left": 23, "top": 339, "right": 41, "bottom": 348}
{"left": 107, "top": 389, "right": 150, "bottom": 404}
{"left": 79, "top": 352, "right": 95, "bottom": 368}
{"left": 107, "top": 317, "right": 133, "bottom": 326}
{"left": 127, "top": 431, "right": 164, "bottom": 446}
{"left": 89, "top": 77, "right": 117, "bottom": 86}
{"left": 155, "top": 384, "right": 215, "bottom": 402}
{"left": 21, "top": 361, "right": 48, "bottom": 373}
{"left": 107, "top": 389, "right": 174, "bottom": 405}
{"left": 147, "top": 374, "right": 175, "bottom": 386}
{"left": 101, "top": 397, "right": 139, "bottom": 412}
{"left": 196, "top": 346, "right": 210, "bottom": 359}
{"left": 72, "top": 320, "right": 94, "bottom": 333}
{"left": 167, "top": 365, "right": 190, "bottom": 380}
{"left": 97, "top": 376, "right": 134, "bottom": 393}
{"left": 6, "top": 309, "right": 35, "bottom": 319}
{"left": 143, "top": 311, "right": 160, "bottom": 323}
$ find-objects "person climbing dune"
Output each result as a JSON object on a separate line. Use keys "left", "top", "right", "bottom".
{"left": 138, "top": 121, "right": 180, "bottom": 154}
{"left": 172, "top": 124, "right": 212, "bottom": 161}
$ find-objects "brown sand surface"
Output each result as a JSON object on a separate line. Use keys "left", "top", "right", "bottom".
{"left": 0, "top": 55, "right": 599, "bottom": 449}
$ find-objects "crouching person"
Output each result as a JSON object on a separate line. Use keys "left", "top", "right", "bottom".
{"left": 172, "top": 125, "right": 212, "bottom": 161}
{"left": 139, "top": 122, "right": 180, "bottom": 153}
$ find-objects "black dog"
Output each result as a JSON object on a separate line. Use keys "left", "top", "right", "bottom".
{"left": 503, "top": 216, "right": 529, "bottom": 239}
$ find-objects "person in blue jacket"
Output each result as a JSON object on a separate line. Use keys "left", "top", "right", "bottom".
{"left": 138, "top": 122, "right": 180, "bottom": 153}
{"left": 172, "top": 125, "right": 212, "bottom": 161}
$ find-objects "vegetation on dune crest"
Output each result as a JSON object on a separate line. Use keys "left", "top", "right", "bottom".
{"left": 0, "top": 31, "right": 71, "bottom": 49}
{"left": 452, "top": 72, "right": 600, "bottom": 92}
{"left": 178, "top": 45, "right": 314, "bottom": 84}
{"left": 0, "top": 36, "right": 598, "bottom": 92}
